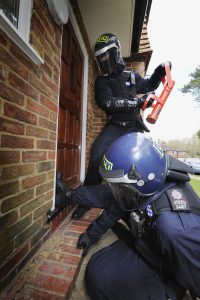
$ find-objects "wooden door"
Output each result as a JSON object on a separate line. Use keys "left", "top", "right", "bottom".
{"left": 57, "top": 20, "right": 84, "bottom": 187}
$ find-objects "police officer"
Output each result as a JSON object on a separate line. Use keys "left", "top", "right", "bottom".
{"left": 83, "top": 132, "right": 200, "bottom": 300}
{"left": 72, "top": 32, "right": 171, "bottom": 219}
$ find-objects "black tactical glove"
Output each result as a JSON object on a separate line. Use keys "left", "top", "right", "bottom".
{"left": 154, "top": 61, "right": 172, "bottom": 78}
{"left": 138, "top": 93, "right": 154, "bottom": 109}
{"left": 55, "top": 172, "right": 72, "bottom": 207}
{"left": 77, "top": 232, "right": 92, "bottom": 256}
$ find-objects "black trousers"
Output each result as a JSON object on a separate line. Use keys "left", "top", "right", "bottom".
{"left": 85, "top": 240, "right": 185, "bottom": 300}
{"left": 84, "top": 123, "right": 142, "bottom": 185}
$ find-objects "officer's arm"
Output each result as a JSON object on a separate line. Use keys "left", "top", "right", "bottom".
{"left": 135, "top": 62, "right": 171, "bottom": 93}
{"left": 77, "top": 201, "right": 125, "bottom": 256}
{"left": 95, "top": 76, "right": 142, "bottom": 113}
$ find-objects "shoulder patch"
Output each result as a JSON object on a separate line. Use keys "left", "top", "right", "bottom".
{"left": 167, "top": 188, "right": 191, "bottom": 211}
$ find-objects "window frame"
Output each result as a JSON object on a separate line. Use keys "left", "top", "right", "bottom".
{"left": 0, "top": 0, "right": 43, "bottom": 65}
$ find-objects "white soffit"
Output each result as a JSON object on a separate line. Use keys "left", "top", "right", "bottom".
{"left": 77, "top": 0, "right": 135, "bottom": 58}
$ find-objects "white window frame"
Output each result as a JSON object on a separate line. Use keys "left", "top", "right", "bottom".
{"left": 0, "top": 0, "right": 43, "bottom": 65}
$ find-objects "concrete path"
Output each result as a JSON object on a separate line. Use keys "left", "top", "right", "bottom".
{"left": 69, "top": 229, "right": 118, "bottom": 300}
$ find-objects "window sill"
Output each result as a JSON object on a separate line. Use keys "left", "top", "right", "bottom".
{"left": 0, "top": 11, "right": 44, "bottom": 65}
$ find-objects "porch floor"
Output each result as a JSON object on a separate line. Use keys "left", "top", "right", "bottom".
{"left": 0, "top": 207, "right": 103, "bottom": 300}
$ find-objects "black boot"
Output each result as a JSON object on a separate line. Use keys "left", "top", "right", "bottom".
{"left": 71, "top": 205, "right": 90, "bottom": 220}
{"left": 55, "top": 172, "right": 72, "bottom": 208}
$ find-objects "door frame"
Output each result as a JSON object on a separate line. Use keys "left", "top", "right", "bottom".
{"left": 68, "top": 2, "right": 89, "bottom": 183}
{"left": 52, "top": 2, "right": 88, "bottom": 209}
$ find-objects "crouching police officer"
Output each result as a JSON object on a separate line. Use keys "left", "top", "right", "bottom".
{"left": 84, "top": 132, "right": 200, "bottom": 300}
{"left": 72, "top": 31, "right": 171, "bottom": 220}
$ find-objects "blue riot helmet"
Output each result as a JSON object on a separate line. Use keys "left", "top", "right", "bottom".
{"left": 94, "top": 33, "right": 125, "bottom": 75}
{"left": 99, "top": 132, "right": 167, "bottom": 211}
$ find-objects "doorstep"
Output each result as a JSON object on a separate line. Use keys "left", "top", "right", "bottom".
{"left": 0, "top": 207, "right": 101, "bottom": 300}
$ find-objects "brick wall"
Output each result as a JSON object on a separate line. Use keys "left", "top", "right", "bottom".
{"left": 0, "top": 0, "right": 63, "bottom": 291}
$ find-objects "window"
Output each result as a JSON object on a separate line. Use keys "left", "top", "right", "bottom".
{"left": 0, "top": 0, "right": 43, "bottom": 64}
{"left": 0, "top": 0, "right": 20, "bottom": 28}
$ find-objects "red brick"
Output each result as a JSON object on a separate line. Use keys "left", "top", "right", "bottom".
{"left": 45, "top": 189, "right": 53, "bottom": 201}
{"left": 0, "top": 181, "right": 19, "bottom": 199}
{"left": 22, "top": 151, "right": 47, "bottom": 162}
{"left": 55, "top": 244, "right": 81, "bottom": 256}
{"left": 49, "top": 131, "right": 56, "bottom": 141}
{"left": 10, "top": 45, "right": 41, "bottom": 78}
{"left": 39, "top": 118, "right": 56, "bottom": 131}
{"left": 41, "top": 61, "right": 52, "bottom": 78}
{"left": 63, "top": 230, "right": 80, "bottom": 240}
{"left": 31, "top": 12, "right": 46, "bottom": 37}
{"left": 0, "top": 31, "right": 7, "bottom": 46}
{"left": 48, "top": 151, "right": 56, "bottom": 160}
{"left": 47, "top": 252, "right": 81, "bottom": 266}
{"left": 40, "top": 94, "right": 57, "bottom": 112}
{"left": 15, "top": 219, "right": 42, "bottom": 248}
{"left": 9, "top": 72, "right": 39, "bottom": 101}
{"left": 20, "top": 195, "right": 45, "bottom": 217}
{"left": 0, "top": 44, "right": 29, "bottom": 80}
{"left": 59, "top": 236, "right": 78, "bottom": 247}
{"left": 27, "top": 98, "right": 49, "bottom": 118}
{"left": 44, "top": 32, "right": 60, "bottom": 56}
{"left": 53, "top": 73, "right": 59, "bottom": 85}
{"left": 4, "top": 103, "right": 37, "bottom": 125}
{"left": 47, "top": 170, "right": 55, "bottom": 181}
{"left": 26, "top": 125, "right": 48, "bottom": 139}
{"left": 30, "top": 74, "right": 51, "bottom": 97}
{"left": 0, "top": 243, "right": 29, "bottom": 280}
{"left": 38, "top": 261, "right": 76, "bottom": 279}
{"left": 0, "top": 241, "right": 14, "bottom": 264}
{"left": 0, "top": 151, "right": 20, "bottom": 164}
{"left": 0, "top": 82, "right": 24, "bottom": 105}
{"left": 43, "top": 52, "right": 53, "bottom": 69}
{"left": 37, "top": 140, "right": 56, "bottom": 150}
{"left": 67, "top": 224, "right": 86, "bottom": 233}
{"left": 1, "top": 135, "right": 34, "bottom": 148}
{"left": 36, "top": 7, "right": 55, "bottom": 40}
{"left": 50, "top": 111, "right": 57, "bottom": 122}
{"left": 41, "top": 75, "right": 58, "bottom": 94}
{"left": 36, "top": 181, "right": 54, "bottom": 196}
{"left": 0, "top": 63, "right": 7, "bottom": 81}
{"left": 37, "top": 161, "right": 54, "bottom": 173}
{"left": 22, "top": 174, "right": 46, "bottom": 189}
{"left": 0, "top": 210, "right": 18, "bottom": 228}
{"left": 1, "top": 189, "right": 34, "bottom": 212}
{"left": 2, "top": 164, "right": 34, "bottom": 180}
{"left": 18, "top": 288, "right": 65, "bottom": 300}
{"left": 32, "top": 273, "right": 70, "bottom": 294}
{"left": 0, "top": 117, "right": 25, "bottom": 135}
{"left": 71, "top": 220, "right": 90, "bottom": 227}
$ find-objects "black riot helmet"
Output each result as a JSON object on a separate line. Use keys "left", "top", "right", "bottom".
{"left": 94, "top": 33, "right": 125, "bottom": 76}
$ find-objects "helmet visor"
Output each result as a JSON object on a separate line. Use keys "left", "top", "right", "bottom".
{"left": 109, "top": 183, "right": 140, "bottom": 211}
{"left": 95, "top": 50, "right": 116, "bottom": 75}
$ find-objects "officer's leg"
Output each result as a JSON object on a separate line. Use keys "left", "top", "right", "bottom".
{"left": 72, "top": 124, "right": 125, "bottom": 219}
{"left": 85, "top": 240, "right": 179, "bottom": 300}
{"left": 84, "top": 124, "right": 125, "bottom": 185}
